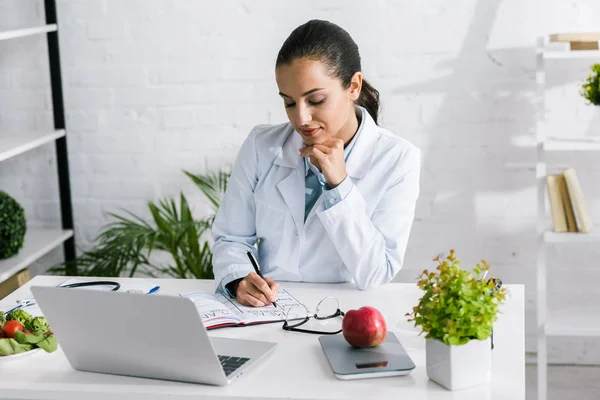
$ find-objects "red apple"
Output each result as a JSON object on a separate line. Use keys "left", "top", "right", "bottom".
{"left": 342, "top": 306, "right": 387, "bottom": 348}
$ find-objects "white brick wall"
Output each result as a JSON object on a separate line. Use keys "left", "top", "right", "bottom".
{"left": 1, "top": 0, "right": 599, "bottom": 362}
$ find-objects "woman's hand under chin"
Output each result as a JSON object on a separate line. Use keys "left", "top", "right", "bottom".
{"left": 299, "top": 138, "right": 348, "bottom": 188}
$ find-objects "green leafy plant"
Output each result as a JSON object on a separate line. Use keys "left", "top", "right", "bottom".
{"left": 49, "top": 169, "right": 230, "bottom": 279}
{"left": 0, "top": 191, "right": 27, "bottom": 259}
{"left": 406, "top": 250, "right": 508, "bottom": 346}
{"left": 581, "top": 64, "right": 600, "bottom": 105}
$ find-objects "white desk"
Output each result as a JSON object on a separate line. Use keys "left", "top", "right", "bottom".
{"left": 0, "top": 276, "right": 525, "bottom": 400}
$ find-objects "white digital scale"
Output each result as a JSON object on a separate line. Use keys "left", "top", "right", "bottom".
{"left": 318, "top": 332, "right": 416, "bottom": 380}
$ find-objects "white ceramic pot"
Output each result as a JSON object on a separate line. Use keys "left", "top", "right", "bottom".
{"left": 425, "top": 337, "right": 491, "bottom": 390}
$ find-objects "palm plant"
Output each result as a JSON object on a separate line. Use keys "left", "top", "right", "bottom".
{"left": 49, "top": 169, "right": 230, "bottom": 279}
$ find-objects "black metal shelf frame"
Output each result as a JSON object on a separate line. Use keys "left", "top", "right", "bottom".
{"left": 44, "top": 0, "right": 76, "bottom": 273}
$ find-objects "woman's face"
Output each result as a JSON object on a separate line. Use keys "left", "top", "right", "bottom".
{"left": 275, "top": 58, "right": 361, "bottom": 146}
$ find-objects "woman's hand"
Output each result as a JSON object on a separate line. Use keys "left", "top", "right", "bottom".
{"left": 299, "top": 138, "right": 348, "bottom": 188}
{"left": 235, "top": 272, "right": 280, "bottom": 307}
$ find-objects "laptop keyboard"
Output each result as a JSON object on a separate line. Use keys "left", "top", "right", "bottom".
{"left": 218, "top": 355, "right": 250, "bottom": 376}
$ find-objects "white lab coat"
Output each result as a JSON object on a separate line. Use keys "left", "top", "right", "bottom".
{"left": 211, "top": 107, "right": 421, "bottom": 293}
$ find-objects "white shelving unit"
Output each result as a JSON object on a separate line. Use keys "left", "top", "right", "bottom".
{"left": 543, "top": 138, "right": 600, "bottom": 151}
{"left": 0, "top": 229, "right": 73, "bottom": 283}
{"left": 536, "top": 36, "right": 600, "bottom": 400}
{"left": 0, "top": 24, "right": 57, "bottom": 41}
{"left": 0, "top": 129, "right": 73, "bottom": 281}
{"left": 0, "top": 130, "right": 65, "bottom": 162}
{"left": 0, "top": 4, "right": 75, "bottom": 295}
{"left": 546, "top": 309, "right": 600, "bottom": 337}
{"left": 544, "top": 230, "right": 600, "bottom": 243}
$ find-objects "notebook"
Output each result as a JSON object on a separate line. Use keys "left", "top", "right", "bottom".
{"left": 182, "top": 288, "right": 305, "bottom": 329}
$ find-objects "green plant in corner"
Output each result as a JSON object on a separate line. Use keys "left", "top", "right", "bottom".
{"left": 48, "top": 169, "right": 230, "bottom": 279}
{"left": 405, "top": 249, "right": 508, "bottom": 346}
{"left": 0, "top": 191, "right": 27, "bottom": 260}
{"left": 581, "top": 63, "right": 600, "bottom": 106}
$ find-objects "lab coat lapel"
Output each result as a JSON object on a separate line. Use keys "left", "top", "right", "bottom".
{"left": 345, "top": 107, "right": 378, "bottom": 180}
{"left": 304, "top": 192, "right": 324, "bottom": 228}
{"left": 275, "top": 129, "right": 304, "bottom": 235}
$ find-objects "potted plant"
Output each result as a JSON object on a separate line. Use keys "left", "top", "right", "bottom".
{"left": 581, "top": 63, "right": 600, "bottom": 106}
{"left": 406, "top": 249, "right": 508, "bottom": 391}
{"left": 49, "top": 169, "right": 230, "bottom": 278}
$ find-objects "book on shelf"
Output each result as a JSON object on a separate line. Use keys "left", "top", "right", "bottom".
{"left": 546, "top": 169, "right": 594, "bottom": 234}
{"left": 549, "top": 32, "right": 600, "bottom": 50}
{"left": 563, "top": 168, "right": 594, "bottom": 233}
{"left": 557, "top": 173, "right": 578, "bottom": 233}
{"left": 546, "top": 174, "right": 568, "bottom": 232}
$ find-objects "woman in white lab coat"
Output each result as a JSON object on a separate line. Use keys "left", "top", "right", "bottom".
{"left": 211, "top": 19, "right": 421, "bottom": 307}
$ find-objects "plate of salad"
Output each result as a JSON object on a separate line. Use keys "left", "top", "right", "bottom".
{"left": 0, "top": 309, "right": 58, "bottom": 362}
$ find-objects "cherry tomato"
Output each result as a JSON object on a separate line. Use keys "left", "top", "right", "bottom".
{"left": 2, "top": 320, "right": 24, "bottom": 339}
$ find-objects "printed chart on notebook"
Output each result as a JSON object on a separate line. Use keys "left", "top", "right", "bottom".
{"left": 182, "top": 289, "right": 305, "bottom": 329}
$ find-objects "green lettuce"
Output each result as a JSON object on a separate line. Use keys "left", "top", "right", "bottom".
{"left": 13, "top": 331, "right": 58, "bottom": 353}
{"left": 14, "top": 330, "right": 45, "bottom": 345}
{"left": 0, "top": 338, "right": 32, "bottom": 356}
{"left": 15, "top": 331, "right": 58, "bottom": 353}
{"left": 35, "top": 333, "right": 58, "bottom": 353}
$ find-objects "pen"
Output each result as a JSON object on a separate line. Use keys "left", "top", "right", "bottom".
{"left": 246, "top": 251, "right": 278, "bottom": 308}
{"left": 16, "top": 298, "right": 36, "bottom": 307}
{"left": 147, "top": 286, "right": 160, "bottom": 294}
{"left": 5, "top": 304, "right": 23, "bottom": 315}
{"left": 5, "top": 298, "right": 36, "bottom": 314}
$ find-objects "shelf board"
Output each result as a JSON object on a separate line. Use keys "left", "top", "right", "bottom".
{"left": 543, "top": 138, "right": 600, "bottom": 152}
{"left": 0, "top": 130, "right": 65, "bottom": 163}
{"left": 0, "top": 24, "right": 58, "bottom": 41}
{"left": 547, "top": 310, "right": 600, "bottom": 337}
{"left": 544, "top": 231, "right": 600, "bottom": 243}
{"left": 543, "top": 49, "right": 600, "bottom": 60}
{"left": 0, "top": 229, "right": 73, "bottom": 283}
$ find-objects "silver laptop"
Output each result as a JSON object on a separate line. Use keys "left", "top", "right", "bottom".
{"left": 30, "top": 285, "right": 277, "bottom": 386}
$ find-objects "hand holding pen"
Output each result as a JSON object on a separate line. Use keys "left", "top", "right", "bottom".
{"left": 231, "top": 251, "right": 280, "bottom": 308}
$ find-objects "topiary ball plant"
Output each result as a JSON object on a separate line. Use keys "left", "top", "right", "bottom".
{"left": 0, "top": 191, "right": 27, "bottom": 259}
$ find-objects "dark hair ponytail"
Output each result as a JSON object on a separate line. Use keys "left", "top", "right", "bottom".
{"left": 276, "top": 19, "right": 380, "bottom": 124}
{"left": 357, "top": 79, "right": 380, "bottom": 125}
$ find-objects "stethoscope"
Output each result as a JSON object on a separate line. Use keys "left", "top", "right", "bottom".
{"left": 5, "top": 281, "right": 121, "bottom": 314}
{"left": 59, "top": 281, "right": 121, "bottom": 291}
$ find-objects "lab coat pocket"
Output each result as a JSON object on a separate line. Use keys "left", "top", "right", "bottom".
{"left": 255, "top": 200, "right": 289, "bottom": 233}
{"left": 255, "top": 199, "right": 294, "bottom": 245}
{"left": 255, "top": 200, "right": 296, "bottom": 272}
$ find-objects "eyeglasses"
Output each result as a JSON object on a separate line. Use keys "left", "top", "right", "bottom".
{"left": 282, "top": 297, "right": 344, "bottom": 335}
